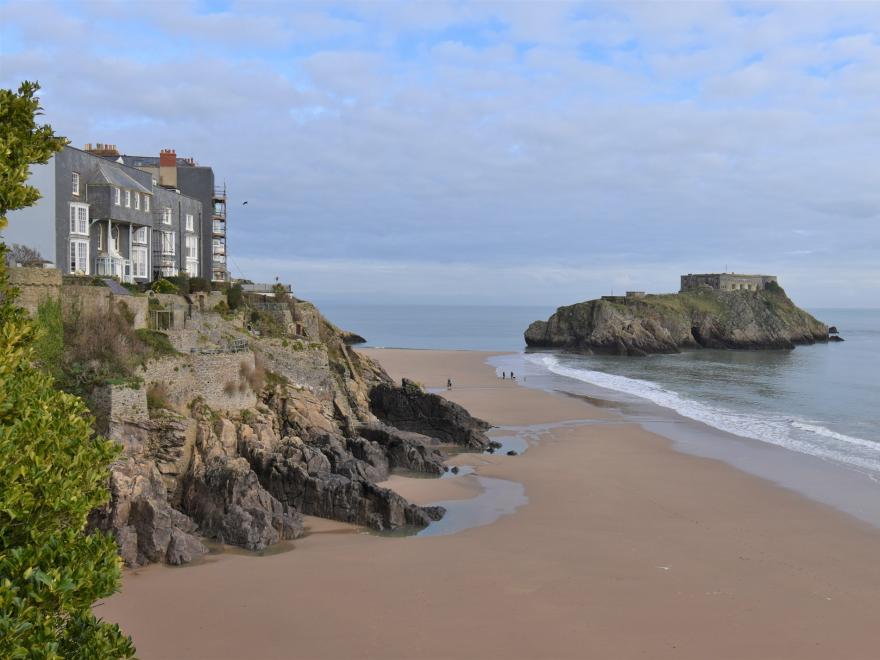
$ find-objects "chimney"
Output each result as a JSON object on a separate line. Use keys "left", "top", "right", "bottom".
{"left": 84, "top": 142, "right": 120, "bottom": 157}
{"left": 159, "top": 148, "right": 177, "bottom": 187}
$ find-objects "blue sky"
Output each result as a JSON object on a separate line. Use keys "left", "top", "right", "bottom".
{"left": 1, "top": 0, "right": 878, "bottom": 307}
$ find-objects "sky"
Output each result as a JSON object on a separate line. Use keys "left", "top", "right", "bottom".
{"left": 1, "top": 0, "right": 878, "bottom": 308}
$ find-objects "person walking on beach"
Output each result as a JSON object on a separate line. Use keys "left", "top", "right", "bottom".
{"left": 502, "top": 371, "right": 506, "bottom": 379}
{"left": 511, "top": 371, "right": 516, "bottom": 380}
{"left": 447, "top": 378, "right": 452, "bottom": 390}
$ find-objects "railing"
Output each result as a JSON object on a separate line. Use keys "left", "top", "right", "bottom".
{"left": 149, "top": 310, "right": 174, "bottom": 330}
{"left": 212, "top": 222, "right": 226, "bottom": 235}
{"left": 242, "top": 283, "right": 291, "bottom": 294}
{"left": 213, "top": 254, "right": 227, "bottom": 263}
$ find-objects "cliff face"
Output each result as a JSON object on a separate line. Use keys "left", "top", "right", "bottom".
{"left": 87, "top": 298, "right": 490, "bottom": 567}
{"left": 524, "top": 286, "right": 828, "bottom": 355}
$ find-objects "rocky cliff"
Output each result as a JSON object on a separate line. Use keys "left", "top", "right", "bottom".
{"left": 524, "top": 285, "right": 828, "bottom": 355}
{"left": 87, "top": 297, "right": 490, "bottom": 567}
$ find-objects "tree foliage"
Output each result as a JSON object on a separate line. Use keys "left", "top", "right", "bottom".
{"left": 0, "top": 81, "right": 134, "bottom": 657}
{"left": 0, "top": 81, "right": 67, "bottom": 228}
{"left": 8, "top": 244, "right": 43, "bottom": 266}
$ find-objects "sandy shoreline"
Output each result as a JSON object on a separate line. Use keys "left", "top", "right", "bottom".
{"left": 101, "top": 349, "right": 880, "bottom": 659}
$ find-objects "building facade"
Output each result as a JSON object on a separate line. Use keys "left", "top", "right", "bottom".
{"left": 107, "top": 149, "right": 228, "bottom": 283}
{"left": 1, "top": 146, "right": 206, "bottom": 283}
{"left": 680, "top": 273, "right": 778, "bottom": 292}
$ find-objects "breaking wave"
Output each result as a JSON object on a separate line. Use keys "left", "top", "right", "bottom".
{"left": 529, "top": 354, "right": 880, "bottom": 476}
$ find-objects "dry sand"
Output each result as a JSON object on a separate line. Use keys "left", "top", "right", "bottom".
{"left": 100, "top": 349, "right": 880, "bottom": 659}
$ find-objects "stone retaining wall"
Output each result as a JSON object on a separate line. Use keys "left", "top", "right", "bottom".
{"left": 8, "top": 267, "right": 61, "bottom": 315}
{"left": 142, "top": 352, "right": 258, "bottom": 412}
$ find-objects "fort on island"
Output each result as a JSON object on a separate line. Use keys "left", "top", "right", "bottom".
{"left": 680, "top": 273, "right": 778, "bottom": 293}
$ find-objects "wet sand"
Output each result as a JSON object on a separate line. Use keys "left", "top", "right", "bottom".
{"left": 100, "top": 349, "right": 880, "bottom": 659}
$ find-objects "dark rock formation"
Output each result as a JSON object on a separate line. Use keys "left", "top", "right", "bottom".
{"left": 525, "top": 287, "right": 828, "bottom": 355}
{"left": 369, "top": 379, "right": 492, "bottom": 449}
{"left": 89, "top": 458, "right": 207, "bottom": 566}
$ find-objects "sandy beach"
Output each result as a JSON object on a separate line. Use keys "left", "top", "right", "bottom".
{"left": 100, "top": 349, "right": 880, "bottom": 659}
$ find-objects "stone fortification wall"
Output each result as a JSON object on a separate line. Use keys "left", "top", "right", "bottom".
{"left": 142, "top": 352, "right": 258, "bottom": 412}
{"left": 8, "top": 267, "right": 61, "bottom": 315}
{"left": 680, "top": 273, "right": 777, "bottom": 293}
{"left": 88, "top": 384, "right": 149, "bottom": 450}
{"left": 61, "top": 284, "right": 148, "bottom": 329}
{"left": 258, "top": 341, "right": 335, "bottom": 396}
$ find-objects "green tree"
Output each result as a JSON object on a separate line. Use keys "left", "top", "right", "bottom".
{"left": 0, "top": 81, "right": 67, "bottom": 229}
{"left": 0, "top": 83, "right": 134, "bottom": 657}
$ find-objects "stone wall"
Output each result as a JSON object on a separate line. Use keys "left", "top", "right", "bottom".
{"left": 257, "top": 341, "right": 335, "bottom": 396}
{"left": 680, "top": 273, "right": 777, "bottom": 293}
{"left": 141, "top": 352, "right": 258, "bottom": 412}
{"left": 63, "top": 284, "right": 112, "bottom": 318}
{"left": 8, "top": 266, "right": 61, "bottom": 315}
{"left": 115, "top": 296, "right": 148, "bottom": 329}
{"left": 88, "top": 384, "right": 149, "bottom": 449}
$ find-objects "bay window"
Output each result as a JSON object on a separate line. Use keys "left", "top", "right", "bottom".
{"left": 69, "top": 202, "right": 89, "bottom": 235}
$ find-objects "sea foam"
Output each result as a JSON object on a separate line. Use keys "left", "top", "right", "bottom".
{"left": 529, "top": 354, "right": 880, "bottom": 476}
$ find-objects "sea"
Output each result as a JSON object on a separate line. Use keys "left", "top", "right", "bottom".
{"left": 318, "top": 303, "right": 880, "bottom": 526}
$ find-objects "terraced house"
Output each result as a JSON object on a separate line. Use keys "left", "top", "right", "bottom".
{"left": 2, "top": 143, "right": 226, "bottom": 283}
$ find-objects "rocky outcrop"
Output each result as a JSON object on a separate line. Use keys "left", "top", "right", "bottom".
{"left": 525, "top": 286, "right": 828, "bottom": 355}
{"left": 91, "top": 299, "right": 489, "bottom": 567}
{"left": 369, "top": 379, "right": 493, "bottom": 449}
{"left": 88, "top": 458, "right": 208, "bottom": 567}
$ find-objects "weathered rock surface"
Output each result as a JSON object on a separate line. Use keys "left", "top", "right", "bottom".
{"left": 369, "top": 379, "right": 493, "bottom": 449}
{"left": 92, "top": 300, "right": 482, "bottom": 566}
{"left": 524, "top": 286, "right": 828, "bottom": 355}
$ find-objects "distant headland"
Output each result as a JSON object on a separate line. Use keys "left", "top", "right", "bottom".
{"left": 524, "top": 273, "right": 831, "bottom": 355}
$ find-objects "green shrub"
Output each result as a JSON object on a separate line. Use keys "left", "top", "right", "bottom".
{"left": 189, "top": 276, "right": 211, "bottom": 293}
{"left": 227, "top": 282, "right": 243, "bottom": 310}
{"left": 0, "top": 254, "right": 134, "bottom": 656}
{"left": 151, "top": 278, "right": 178, "bottom": 294}
{"left": 134, "top": 329, "right": 177, "bottom": 357}
{"left": 146, "top": 382, "right": 172, "bottom": 413}
{"left": 32, "top": 296, "right": 64, "bottom": 378}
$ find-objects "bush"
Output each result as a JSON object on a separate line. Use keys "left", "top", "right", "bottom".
{"left": 227, "top": 282, "right": 243, "bottom": 310}
{"left": 189, "top": 276, "right": 211, "bottom": 293}
{"left": 151, "top": 278, "right": 178, "bottom": 294}
{"left": 134, "top": 329, "right": 177, "bottom": 357}
{"left": 0, "top": 250, "right": 134, "bottom": 657}
{"left": 32, "top": 296, "right": 64, "bottom": 378}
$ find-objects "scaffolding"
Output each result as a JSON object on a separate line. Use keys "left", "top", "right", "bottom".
{"left": 212, "top": 184, "right": 228, "bottom": 283}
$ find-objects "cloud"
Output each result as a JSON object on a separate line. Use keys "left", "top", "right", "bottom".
{"left": 2, "top": 0, "right": 879, "bottom": 306}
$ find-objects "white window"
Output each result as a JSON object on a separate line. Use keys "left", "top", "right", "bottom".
{"left": 162, "top": 207, "right": 172, "bottom": 224}
{"left": 72, "top": 172, "right": 80, "bottom": 196}
{"left": 185, "top": 213, "right": 194, "bottom": 232}
{"left": 185, "top": 235, "right": 198, "bottom": 259}
{"left": 144, "top": 195, "right": 150, "bottom": 212}
{"left": 186, "top": 259, "right": 199, "bottom": 277}
{"left": 69, "top": 203, "right": 89, "bottom": 235}
{"left": 131, "top": 247, "right": 148, "bottom": 279}
{"left": 69, "top": 239, "right": 89, "bottom": 274}
{"left": 111, "top": 226, "right": 120, "bottom": 253}
{"left": 132, "top": 227, "right": 148, "bottom": 244}
{"left": 134, "top": 192, "right": 140, "bottom": 210}
{"left": 125, "top": 190, "right": 131, "bottom": 207}
{"left": 114, "top": 187, "right": 121, "bottom": 205}
{"left": 97, "top": 224, "right": 105, "bottom": 250}
{"left": 154, "top": 230, "right": 175, "bottom": 255}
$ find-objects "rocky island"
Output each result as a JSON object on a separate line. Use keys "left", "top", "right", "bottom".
{"left": 524, "top": 273, "right": 829, "bottom": 355}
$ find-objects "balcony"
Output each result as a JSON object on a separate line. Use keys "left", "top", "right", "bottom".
{"left": 212, "top": 221, "right": 226, "bottom": 236}
{"left": 96, "top": 255, "right": 133, "bottom": 283}
{"left": 213, "top": 254, "right": 227, "bottom": 264}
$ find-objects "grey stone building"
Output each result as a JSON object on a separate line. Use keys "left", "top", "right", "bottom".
{"left": 1, "top": 145, "right": 206, "bottom": 282}
{"left": 680, "top": 273, "right": 778, "bottom": 292}
{"left": 105, "top": 148, "right": 228, "bottom": 283}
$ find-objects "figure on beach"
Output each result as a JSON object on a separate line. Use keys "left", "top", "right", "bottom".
{"left": 447, "top": 378, "right": 452, "bottom": 390}
{"left": 511, "top": 371, "right": 516, "bottom": 380}
{"left": 502, "top": 371, "right": 506, "bottom": 379}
